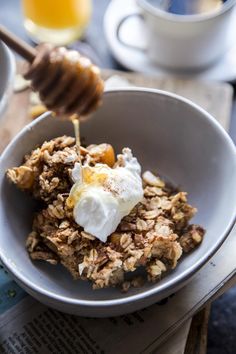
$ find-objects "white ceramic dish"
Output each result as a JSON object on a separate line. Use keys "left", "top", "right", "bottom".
{"left": 0, "top": 89, "right": 235, "bottom": 317}
{"left": 104, "top": 0, "right": 236, "bottom": 82}
{"left": 0, "top": 41, "right": 15, "bottom": 120}
{"left": 131, "top": 0, "right": 236, "bottom": 70}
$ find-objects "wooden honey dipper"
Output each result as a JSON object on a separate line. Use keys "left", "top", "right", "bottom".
{"left": 0, "top": 25, "right": 104, "bottom": 117}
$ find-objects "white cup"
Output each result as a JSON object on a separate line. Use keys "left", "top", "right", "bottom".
{"left": 117, "top": 0, "right": 236, "bottom": 71}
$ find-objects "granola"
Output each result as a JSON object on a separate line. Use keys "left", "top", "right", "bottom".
{"left": 7, "top": 136, "right": 205, "bottom": 290}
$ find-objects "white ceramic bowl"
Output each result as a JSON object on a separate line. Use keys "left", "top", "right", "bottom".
{"left": 0, "top": 89, "right": 235, "bottom": 317}
{"left": 0, "top": 41, "right": 15, "bottom": 120}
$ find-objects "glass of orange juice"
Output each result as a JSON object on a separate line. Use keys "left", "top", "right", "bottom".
{"left": 22, "top": 0, "right": 92, "bottom": 45}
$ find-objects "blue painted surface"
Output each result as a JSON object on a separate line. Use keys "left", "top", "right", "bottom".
{"left": 0, "top": 262, "right": 26, "bottom": 315}
{"left": 208, "top": 287, "right": 236, "bottom": 354}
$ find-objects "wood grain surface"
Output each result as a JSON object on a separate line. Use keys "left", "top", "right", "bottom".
{"left": 0, "top": 62, "right": 233, "bottom": 155}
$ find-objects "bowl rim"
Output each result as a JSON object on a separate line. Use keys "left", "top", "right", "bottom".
{"left": 0, "top": 88, "right": 236, "bottom": 307}
{"left": 138, "top": 0, "right": 236, "bottom": 23}
{"left": 0, "top": 42, "right": 16, "bottom": 119}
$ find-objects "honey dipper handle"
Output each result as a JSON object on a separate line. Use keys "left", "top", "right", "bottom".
{"left": 0, "top": 25, "right": 36, "bottom": 62}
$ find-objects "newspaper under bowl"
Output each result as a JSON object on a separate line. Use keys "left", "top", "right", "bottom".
{"left": 0, "top": 89, "right": 235, "bottom": 317}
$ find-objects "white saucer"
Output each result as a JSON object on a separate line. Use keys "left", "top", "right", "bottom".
{"left": 104, "top": 0, "right": 236, "bottom": 82}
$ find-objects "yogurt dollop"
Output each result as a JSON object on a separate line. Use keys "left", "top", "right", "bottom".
{"left": 68, "top": 148, "right": 143, "bottom": 242}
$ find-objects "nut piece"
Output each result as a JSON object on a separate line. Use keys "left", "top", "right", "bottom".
{"left": 147, "top": 259, "right": 167, "bottom": 281}
{"left": 143, "top": 171, "right": 165, "bottom": 187}
{"left": 110, "top": 233, "right": 121, "bottom": 245}
{"left": 7, "top": 166, "right": 34, "bottom": 189}
{"left": 179, "top": 225, "right": 205, "bottom": 252}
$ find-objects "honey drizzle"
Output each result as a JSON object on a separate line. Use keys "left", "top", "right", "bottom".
{"left": 71, "top": 114, "right": 83, "bottom": 182}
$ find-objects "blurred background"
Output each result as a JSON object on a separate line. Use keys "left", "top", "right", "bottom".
{"left": 0, "top": 0, "right": 119, "bottom": 68}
